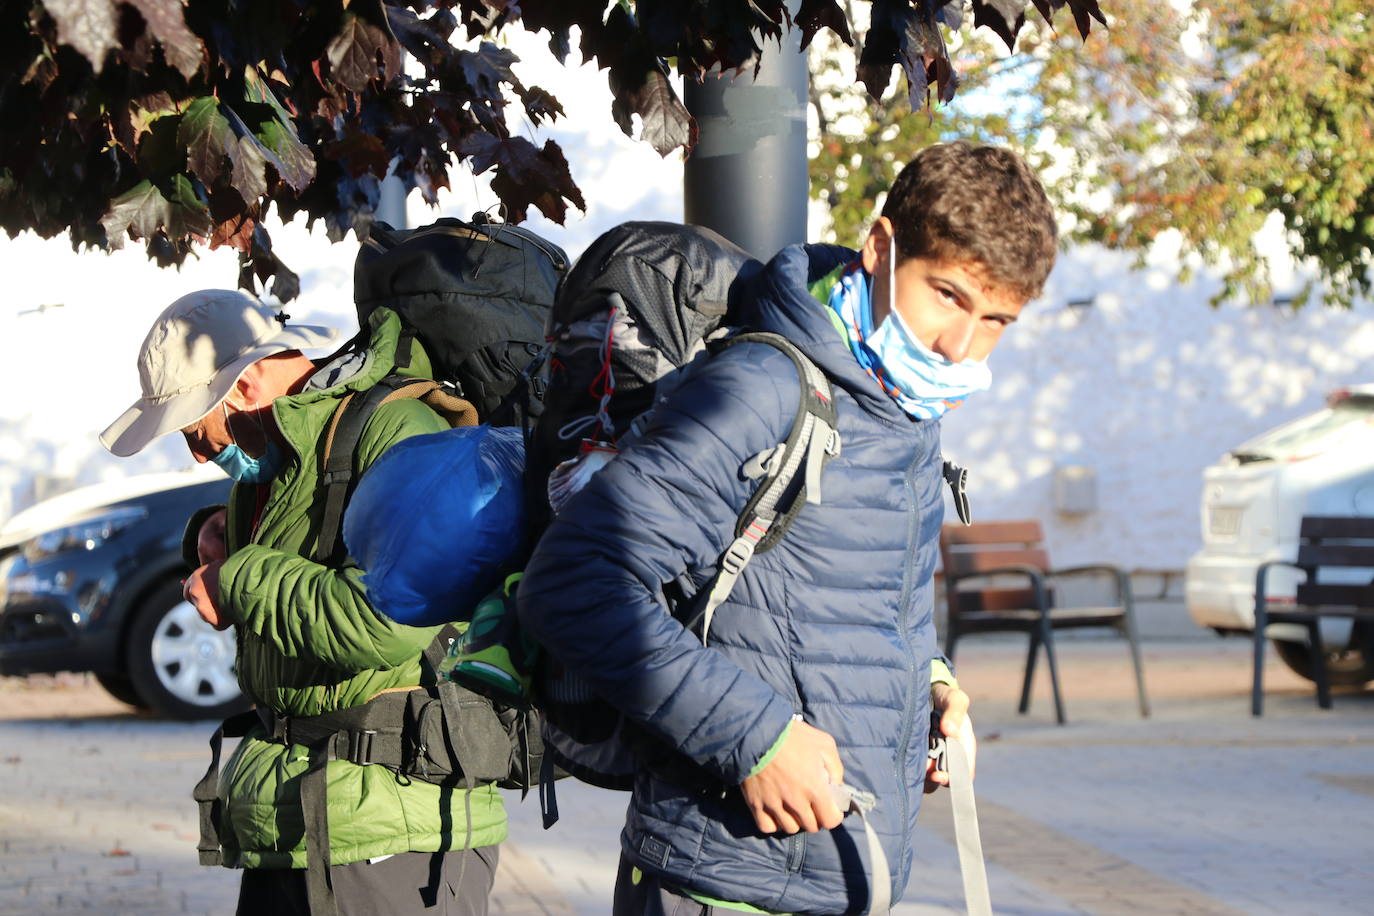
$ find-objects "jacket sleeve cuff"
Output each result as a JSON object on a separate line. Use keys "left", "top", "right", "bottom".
{"left": 746, "top": 717, "right": 796, "bottom": 780}
{"left": 930, "top": 656, "right": 959, "bottom": 690}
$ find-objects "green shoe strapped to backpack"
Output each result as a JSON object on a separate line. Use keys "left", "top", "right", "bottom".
{"left": 447, "top": 573, "right": 539, "bottom": 709}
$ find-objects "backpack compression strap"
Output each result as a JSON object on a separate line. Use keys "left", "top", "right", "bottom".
{"left": 691, "top": 332, "right": 841, "bottom": 644}
{"left": 314, "top": 375, "right": 477, "bottom": 565}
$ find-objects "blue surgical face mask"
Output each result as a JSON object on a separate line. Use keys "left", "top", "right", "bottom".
{"left": 211, "top": 401, "right": 283, "bottom": 483}
{"left": 863, "top": 236, "right": 992, "bottom": 419}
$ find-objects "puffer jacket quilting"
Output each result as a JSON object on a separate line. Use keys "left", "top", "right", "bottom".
{"left": 212, "top": 308, "right": 507, "bottom": 869}
{"left": 518, "top": 243, "right": 946, "bottom": 914}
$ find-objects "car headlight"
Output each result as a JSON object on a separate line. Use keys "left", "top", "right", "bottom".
{"left": 21, "top": 506, "right": 148, "bottom": 562}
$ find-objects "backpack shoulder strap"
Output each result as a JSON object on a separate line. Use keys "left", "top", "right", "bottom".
{"left": 689, "top": 332, "right": 841, "bottom": 642}
{"left": 313, "top": 375, "right": 477, "bottom": 565}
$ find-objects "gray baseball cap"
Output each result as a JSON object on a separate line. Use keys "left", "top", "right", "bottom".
{"left": 100, "top": 289, "right": 342, "bottom": 457}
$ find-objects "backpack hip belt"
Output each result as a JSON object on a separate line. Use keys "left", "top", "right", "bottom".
{"left": 193, "top": 633, "right": 530, "bottom": 916}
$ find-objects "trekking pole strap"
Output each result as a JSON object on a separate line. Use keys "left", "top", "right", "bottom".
{"left": 929, "top": 727, "right": 992, "bottom": 916}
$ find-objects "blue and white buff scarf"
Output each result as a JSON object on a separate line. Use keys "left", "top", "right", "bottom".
{"left": 826, "top": 259, "right": 992, "bottom": 420}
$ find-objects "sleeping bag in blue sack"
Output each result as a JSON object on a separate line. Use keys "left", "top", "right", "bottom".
{"left": 343, "top": 425, "right": 527, "bottom": 626}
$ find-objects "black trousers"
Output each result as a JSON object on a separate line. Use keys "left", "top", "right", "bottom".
{"left": 235, "top": 846, "right": 499, "bottom": 916}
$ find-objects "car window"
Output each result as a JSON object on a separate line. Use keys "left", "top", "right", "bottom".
{"left": 1232, "top": 399, "right": 1374, "bottom": 463}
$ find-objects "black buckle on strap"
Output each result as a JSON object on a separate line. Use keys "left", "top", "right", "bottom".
{"left": 345, "top": 729, "right": 377, "bottom": 765}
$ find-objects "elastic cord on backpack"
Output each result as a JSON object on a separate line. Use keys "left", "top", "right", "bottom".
{"left": 588, "top": 301, "right": 619, "bottom": 439}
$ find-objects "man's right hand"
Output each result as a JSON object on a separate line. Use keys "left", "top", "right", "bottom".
{"left": 184, "top": 561, "right": 229, "bottom": 630}
{"left": 197, "top": 508, "right": 228, "bottom": 565}
{"left": 740, "top": 719, "right": 845, "bottom": 835}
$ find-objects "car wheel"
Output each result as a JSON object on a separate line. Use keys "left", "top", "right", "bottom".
{"left": 93, "top": 672, "right": 149, "bottom": 709}
{"left": 1271, "top": 637, "right": 1374, "bottom": 686}
{"left": 126, "top": 579, "right": 249, "bottom": 720}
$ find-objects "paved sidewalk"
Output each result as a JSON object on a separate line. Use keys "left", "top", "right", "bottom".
{"left": 2, "top": 637, "right": 1371, "bottom": 915}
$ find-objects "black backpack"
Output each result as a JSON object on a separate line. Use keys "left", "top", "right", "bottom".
{"left": 521, "top": 222, "right": 842, "bottom": 807}
{"left": 348, "top": 213, "right": 568, "bottom": 425}
{"left": 312, "top": 214, "right": 569, "bottom": 568}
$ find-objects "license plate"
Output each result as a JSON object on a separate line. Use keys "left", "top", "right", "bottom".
{"left": 1209, "top": 506, "right": 1242, "bottom": 537}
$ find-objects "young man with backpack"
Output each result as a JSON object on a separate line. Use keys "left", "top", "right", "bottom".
{"left": 517, "top": 141, "right": 1058, "bottom": 914}
{"left": 100, "top": 290, "right": 508, "bottom": 916}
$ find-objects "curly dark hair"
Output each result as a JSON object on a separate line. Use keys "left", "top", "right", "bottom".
{"left": 880, "top": 142, "right": 1058, "bottom": 302}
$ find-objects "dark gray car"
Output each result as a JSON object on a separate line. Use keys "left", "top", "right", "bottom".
{"left": 0, "top": 471, "right": 244, "bottom": 719}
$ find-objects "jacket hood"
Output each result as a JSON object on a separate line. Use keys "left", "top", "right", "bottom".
{"left": 733, "top": 243, "right": 913, "bottom": 425}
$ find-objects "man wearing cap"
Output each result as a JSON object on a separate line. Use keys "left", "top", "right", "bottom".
{"left": 101, "top": 290, "right": 507, "bottom": 916}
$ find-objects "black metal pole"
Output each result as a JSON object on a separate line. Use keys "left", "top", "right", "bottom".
{"left": 683, "top": 19, "right": 809, "bottom": 261}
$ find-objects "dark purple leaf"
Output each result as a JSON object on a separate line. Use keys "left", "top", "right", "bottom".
{"left": 100, "top": 179, "right": 170, "bottom": 244}
{"left": 165, "top": 173, "right": 212, "bottom": 238}
{"left": 611, "top": 68, "right": 694, "bottom": 157}
{"left": 457, "top": 132, "right": 501, "bottom": 174}
{"left": 1065, "top": 0, "right": 1107, "bottom": 38}
{"left": 326, "top": 12, "right": 400, "bottom": 94}
{"left": 124, "top": 0, "right": 203, "bottom": 78}
{"left": 546, "top": 27, "right": 571, "bottom": 64}
{"left": 255, "top": 118, "right": 315, "bottom": 192}
{"left": 385, "top": 6, "right": 455, "bottom": 69}
{"left": 177, "top": 97, "right": 234, "bottom": 187}
{"left": 795, "top": 0, "right": 852, "bottom": 50}
{"left": 270, "top": 262, "right": 300, "bottom": 303}
{"left": 42, "top": 0, "right": 119, "bottom": 73}
{"left": 1029, "top": 0, "right": 1065, "bottom": 24}
{"left": 860, "top": 0, "right": 956, "bottom": 109}
{"left": 323, "top": 130, "right": 391, "bottom": 178}
{"left": 460, "top": 41, "right": 520, "bottom": 94}
{"left": 238, "top": 225, "right": 300, "bottom": 303}
{"left": 487, "top": 138, "right": 585, "bottom": 224}
{"left": 972, "top": 0, "right": 1026, "bottom": 52}
{"left": 518, "top": 85, "right": 564, "bottom": 126}
{"left": 936, "top": 0, "right": 966, "bottom": 30}
{"left": 857, "top": 2, "right": 901, "bottom": 102}
{"left": 210, "top": 211, "right": 255, "bottom": 251}
{"left": 229, "top": 134, "right": 270, "bottom": 203}
{"left": 326, "top": 172, "right": 381, "bottom": 241}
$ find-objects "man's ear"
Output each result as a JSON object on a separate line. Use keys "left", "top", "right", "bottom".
{"left": 860, "top": 217, "right": 894, "bottom": 275}
{"left": 229, "top": 361, "right": 265, "bottom": 410}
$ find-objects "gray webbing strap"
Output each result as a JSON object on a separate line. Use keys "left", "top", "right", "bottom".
{"left": 930, "top": 730, "right": 992, "bottom": 916}
{"left": 700, "top": 517, "right": 773, "bottom": 645}
{"left": 695, "top": 335, "right": 838, "bottom": 645}
{"left": 829, "top": 782, "right": 891, "bottom": 914}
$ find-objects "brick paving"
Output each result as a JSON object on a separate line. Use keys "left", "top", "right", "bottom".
{"left": 2, "top": 636, "right": 1371, "bottom": 915}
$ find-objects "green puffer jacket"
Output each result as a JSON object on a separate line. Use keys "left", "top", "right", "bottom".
{"left": 212, "top": 308, "right": 506, "bottom": 869}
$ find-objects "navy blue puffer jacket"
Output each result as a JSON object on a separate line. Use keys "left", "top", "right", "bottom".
{"left": 518, "top": 243, "right": 945, "bottom": 914}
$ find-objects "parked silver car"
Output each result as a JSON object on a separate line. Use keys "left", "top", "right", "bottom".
{"left": 1186, "top": 385, "right": 1374, "bottom": 684}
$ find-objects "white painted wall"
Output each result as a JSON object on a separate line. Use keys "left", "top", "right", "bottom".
{"left": 939, "top": 238, "right": 1374, "bottom": 573}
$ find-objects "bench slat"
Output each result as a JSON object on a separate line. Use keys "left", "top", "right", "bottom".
{"left": 1295, "top": 582, "right": 1374, "bottom": 608}
{"left": 945, "top": 548, "right": 1050, "bottom": 577}
{"left": 1295, "top": 544, "right": 1374, "bottom": 568}
{"left": 1300, "top": 516, "right": 1374, "bottom": 539}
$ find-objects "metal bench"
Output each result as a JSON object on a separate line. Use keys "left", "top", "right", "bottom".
{"left": 1252, "top": 515, "right": 1374, "bottom": 715}
{"left": 940, "top": 520, "right": 1149, "bottom": 725}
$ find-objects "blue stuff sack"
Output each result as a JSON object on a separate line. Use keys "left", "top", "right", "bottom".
{"left": 343, "top": 425, "right": 526, "bottom": 626}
